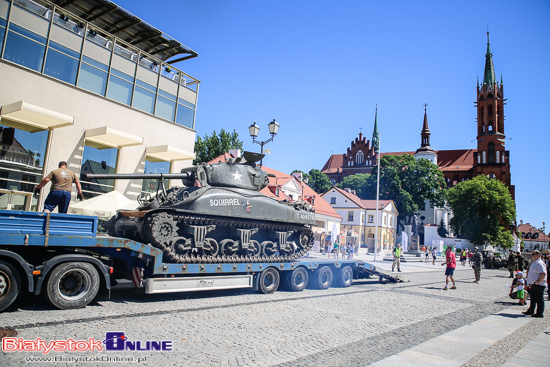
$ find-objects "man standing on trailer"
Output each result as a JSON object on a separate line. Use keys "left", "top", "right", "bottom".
{"left": 34, "top": 161, "right": 84, "bottom": 214}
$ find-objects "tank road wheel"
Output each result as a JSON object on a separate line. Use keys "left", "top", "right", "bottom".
{"left": 249, "top": 240, "right": 261, "bottom": 257}
{"left": 258, "top": 268, "right": 280, "bottom": 294}
{"left": 0, "top": 261, "right": 22, "bottom": 312}
{"left": 45, "top": 262, "right": 100, "bottom": 310}
{"left": 220, "top": 239, "right": 238, "bottom": 257}
{"left": 201, "top": 239, "right": 219, "bottom": 257}
{"left": 336, "top": 266, "right": 354, "bottom": 288}
{"left": 283, "top": 267, "right": 309, "bottom": 292}
{"left": 171, "top": 237, "right": 192, "bottom": 256}
{"left": 278, "top": 243, "right": 296, "bottom": 258}
{"left": 310, "top": 266, "right": 333, "bottom": 290}
{"left": 299, "top": 230, "right": 311, "bottom": 248}
{"left": 261, "top": 241, "right": 278, "bottom": 257}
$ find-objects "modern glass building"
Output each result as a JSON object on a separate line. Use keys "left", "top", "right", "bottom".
{"left": 0, "top": 0, "right": 199, "bottom": 211}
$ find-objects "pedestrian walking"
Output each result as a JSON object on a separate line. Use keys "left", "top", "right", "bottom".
{"left": 34, "top": 161, "right": 83, "bottom": 214}
{"left": 425, "top": 247, "right": 430, "bottom": 263}
{"left": 523, "top": 250, "right": 547, "bottom": 318}
{"left": 468, "top": 250, "right": 473, "bottom": 265}
{"left": 461, "top": 249, "right": 467, "bottom": 266}
{"left": 441, "top": 246, "right": 457, "bottom": 290}
{"left": 472, "top": 247, "right": 482, "bottom": 283}
{"left": 507, "top": 249, "right": 516, "bottom": 278}
{"left": 432, "top": 247, "right": 437, "bottom": 265}
{"left": 347, "top": 243, "right": 354, "bottom": 260}
{"left": 392, "top": 243, "right": 402, "bottom": 272}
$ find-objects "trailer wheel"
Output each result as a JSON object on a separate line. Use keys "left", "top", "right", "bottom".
{"left": 337, "top": 266, "right": 353, "bottom": 288}
{"left": 0, "top": 262, "right": 21, "bottom": 312}
{"left": 45, "top": 262, "right": 100, "bottom": 310}
{"left": 258, "top": 268, "right": 280, "bottom": 294}
{"left": 284, "top": 267, "right": 308, "bottom": 292}
{"left": 311, "top": 266, "right": 333, "bottom": 290}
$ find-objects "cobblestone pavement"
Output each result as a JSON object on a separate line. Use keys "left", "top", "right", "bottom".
{"left": 0, "top": 266, "right": 544, "bottom": 367}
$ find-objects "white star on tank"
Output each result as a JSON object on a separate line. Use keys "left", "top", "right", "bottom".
{"left": 232, "top": 172, "right": 242, "bottom": 181}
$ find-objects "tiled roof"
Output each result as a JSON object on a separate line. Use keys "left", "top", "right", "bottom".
{"left": 518, "top": 223, "right": 550, "bottom": 242}
{"left": 321, "top": 154, "right": 345, "bottom": 172}
{"left": 327, "top": 187, "right": 396, "bottom": 213}
{"left": 361, "top": 199, "right": 394, "bottom": 211}
{"left": 436, "top": 149, "right": 476, "bottom": 172}
{"left": 322, "top": 149, "right": 475, "bottom": 173}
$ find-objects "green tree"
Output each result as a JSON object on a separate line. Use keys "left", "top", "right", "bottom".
{"left": 437, "top": 218, "right": 448, "bottom": 238}
{"left": 447, "top": 175, "right": 516, "bottom": 248}
{"left": 304, "top": 169, "right": 332, "bottom": 194}
{"left": 336, "top": 173, "right": 371, "bottom": 197}
{"left": 194, "top": 129, "right": 243, "bottom": 165}
{"left": 345, "top": 154, "right": 446, "bottom": 227}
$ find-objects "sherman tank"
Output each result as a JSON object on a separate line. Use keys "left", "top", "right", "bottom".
{"left": 83, "top": 152, "right": 315, "bottom": 264}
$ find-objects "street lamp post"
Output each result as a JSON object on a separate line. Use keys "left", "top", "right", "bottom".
{"left": 249, "top": 119, "right": 280, "bottom": 166}
{"left": 374, "top": 132, "right": 381, "bottom": 261}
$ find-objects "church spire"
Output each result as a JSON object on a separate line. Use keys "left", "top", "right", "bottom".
{"left": 371, "top": 105, "right": 379, "bottom": 153}
{"left": 483, "top": 31, "right": 496, "bottom": 86}
{"left": 414, "top": 104, "right": 437, "bottom": 164}
{"left": 420, "top": 103, "right": 431, "bottom": 148}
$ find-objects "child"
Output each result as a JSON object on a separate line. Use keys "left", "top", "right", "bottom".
{"left": 509, "top": 271, "right": 526, "bottom": 306}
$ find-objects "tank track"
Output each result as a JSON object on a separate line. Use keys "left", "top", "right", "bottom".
{"left": 141, "top": 211, "right": 314, "bottom": 264}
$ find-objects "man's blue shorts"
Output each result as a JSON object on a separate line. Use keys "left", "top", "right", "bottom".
{"left": 445, "top": 267, "right": 455, "bottom": 276}
{"left": 44, "top": 190, "right": 72, "bottom": 213}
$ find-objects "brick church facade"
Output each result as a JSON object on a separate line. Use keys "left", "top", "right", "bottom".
{"left": 322, "top": 33, "right": 514, "bottom": 199}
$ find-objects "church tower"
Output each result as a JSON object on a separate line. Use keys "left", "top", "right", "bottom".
{"left": 414, "top": 104, "right": 437, "bottom": 165}
{"left": 473, "top": 32, "right": 515, "bottom": 198}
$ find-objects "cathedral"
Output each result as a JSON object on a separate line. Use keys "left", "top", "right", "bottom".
{"left": 322, "top": 33, "right": 514, "bottom": 200}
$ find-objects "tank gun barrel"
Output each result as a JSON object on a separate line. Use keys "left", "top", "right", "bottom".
{"left": 82, "top": 173, "right": 193, "bottom": 180}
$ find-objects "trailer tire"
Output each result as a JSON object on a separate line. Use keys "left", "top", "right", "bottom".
{"left": 0, "top": 261, "right": 21, "bottom": 312}
{"left": 284, "top": 267, "right": 308, "bottom": 292}
{"left": 337, "top": 266, "right": 353, "bottom": 288}
{"left": 45, "top": 262, "right": 100, "bottom": 310}
{"left": 311, "top": 266, "right": 333, "bottom": 290}
{"left": 258, "top": 268, "right": 280, "bottom": 294}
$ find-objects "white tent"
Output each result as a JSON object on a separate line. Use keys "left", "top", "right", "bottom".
{"left": 68, "top": 191, "right": 137, "bottom": 218}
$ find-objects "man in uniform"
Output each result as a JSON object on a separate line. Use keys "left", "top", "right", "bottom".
{"left": 35, "top": 161, "right": 83, "bottom": 214}
{"left": 472, "top": 247, "right": 483, "bottom": 283}
{"left": 516, "top": 251, "right": 525, "bottom": 272}
{"left": 392, "top": 243, "right": 402, "bottom": 272}
{"left": 508, "top": 249, "right": 517, "bottom": 278}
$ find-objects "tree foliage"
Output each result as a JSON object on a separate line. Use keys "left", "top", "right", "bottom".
{"left": 194, "top": 129, "right": 243, "bottom": 165}
{"left": 336, "top": 173, "right": 370, "bottom": 198}
{"left": 447, "top": 175, "right": 516, "bottom": 248}
{"left": 304, "top": 169, "right": 332, "bottom": 194}
{"left": 437, "top": 218, "right": 448, "bottom": 238}
{"left": 338, "top": 154, "right": 447, "bottom": 226}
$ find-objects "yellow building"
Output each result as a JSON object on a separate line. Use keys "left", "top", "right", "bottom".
{"left": 322, "top": 187, "right": 399, "bottom": 253}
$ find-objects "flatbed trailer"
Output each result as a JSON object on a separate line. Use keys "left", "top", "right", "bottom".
{"left": 0, "top": 210, "right": 382, "bottom": 312}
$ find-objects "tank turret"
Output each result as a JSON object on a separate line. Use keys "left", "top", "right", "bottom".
{"left": 83, "top": 152, "right": 315, "bottom": 264}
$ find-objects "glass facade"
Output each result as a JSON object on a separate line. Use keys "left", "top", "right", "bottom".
{"left": 0, "top": 0, "right": 198, "bottom": 129}
{"left": 79, "top": 145, "right": 117, "bottom": 199}
{"left": 141, "top": 160, "right": 170, "bottom": 197}
{"left": 0, "top": 125, "right": 47, "bottom": 210}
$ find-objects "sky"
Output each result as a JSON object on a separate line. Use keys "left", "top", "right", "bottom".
{"left": 115, "top": 0, "right": 550, "bottom": 230}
